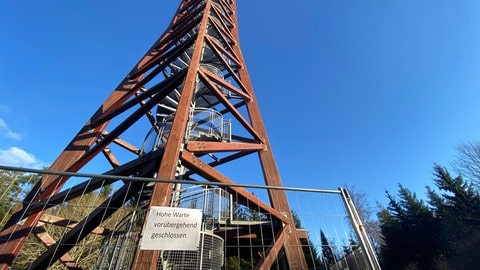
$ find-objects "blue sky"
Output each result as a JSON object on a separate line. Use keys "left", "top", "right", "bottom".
{"left": 1, "top": 1, "right": 480, "bottom": 206}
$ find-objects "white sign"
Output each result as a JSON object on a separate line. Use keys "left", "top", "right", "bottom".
{"left": 139, "top": 206, "right": 202, "bottom": 250}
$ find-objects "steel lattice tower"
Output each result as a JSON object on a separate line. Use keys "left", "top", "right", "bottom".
{"left": 0, "top": 1, "right": 308, "bottom": 269}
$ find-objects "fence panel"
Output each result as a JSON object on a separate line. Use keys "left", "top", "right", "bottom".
{"left": 0, "top": 166, "right": 378, "bottom": 269}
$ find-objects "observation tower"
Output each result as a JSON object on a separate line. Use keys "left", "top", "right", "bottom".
{"left": 0, "top": 0, "right": 308, "bottom": 269}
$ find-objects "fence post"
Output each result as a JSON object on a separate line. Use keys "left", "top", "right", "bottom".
{"left": 339, "top": 187, "right": 381, "bottom": 270}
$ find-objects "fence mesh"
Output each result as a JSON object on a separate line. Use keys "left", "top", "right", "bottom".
{"left": 0, "top": 166, "right": 377, "bottom": 269}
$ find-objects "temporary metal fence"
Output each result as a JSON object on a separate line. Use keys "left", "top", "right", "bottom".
{"left": 0, "top": 165, "right": 380, "bottom": 269}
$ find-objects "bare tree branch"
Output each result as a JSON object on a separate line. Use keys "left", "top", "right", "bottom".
{"left": 452, "top": 140, "right": 480, "bottom": 188}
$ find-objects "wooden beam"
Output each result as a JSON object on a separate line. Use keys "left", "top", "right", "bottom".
{"left": 33, "top": 226, "right": 83, "bottom": 270}
{"left": 180, "top": 150, "right": 287, "bottom": 223}
{"left": 132, "top": 2, "right": 214, "bottom": 269}
{"left": 39, "top": 214, "right": 111, "bottom": 236}
{"left": 255, "top": 225, "right": 288, "bottom": 270}
{"left": 185, "top": 141, "right": 265, "bottom": 153}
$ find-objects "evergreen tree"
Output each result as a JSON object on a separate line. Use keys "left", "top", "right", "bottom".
{"left": 379, "top": 185, "right": 441, "bottom": 269}
{"left": 292, "top": 211, "right": 323, "bottom": 269}
{"left": 320, "top": 230, "right": 335, "bottom": 267}
{"left": 378, "top": 165, "right": 480, "bottom": 269}
{"left": 429, "top": 165, "right": 480, "bottom": 268}
{"left": 0, "top": 170, "right": 37, "bottom": 228}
